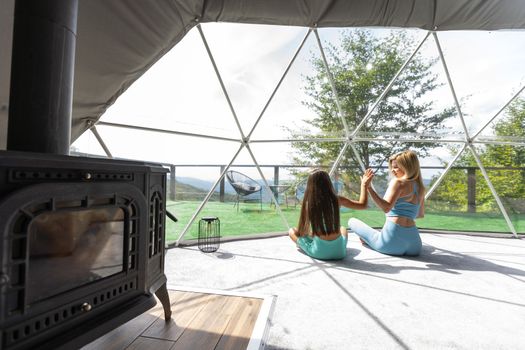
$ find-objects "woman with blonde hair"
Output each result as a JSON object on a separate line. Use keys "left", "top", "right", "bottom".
{"left": 289, "top": 168, "right": 373, "bottom": 260}
{"left": 349, "top": 150, "right": 425, "bottom": 256}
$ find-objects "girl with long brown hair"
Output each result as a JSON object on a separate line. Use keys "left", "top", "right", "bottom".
{"left": 289, "top": 168, "right": 373, "bottom": 260}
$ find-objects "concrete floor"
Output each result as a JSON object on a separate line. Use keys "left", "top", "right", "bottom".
{"left": 165, "top": 233, "right": 525, "bottom": 350}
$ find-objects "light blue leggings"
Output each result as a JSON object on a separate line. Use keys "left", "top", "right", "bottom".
{"left": 348, "top": 218, "right": 422, "bottom": 256}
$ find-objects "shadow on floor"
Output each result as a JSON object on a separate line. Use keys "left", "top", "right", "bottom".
{"left": 340, "top": 244, "right": 525, "bottom": 278}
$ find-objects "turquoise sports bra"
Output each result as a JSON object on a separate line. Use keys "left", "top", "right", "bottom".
{"left": 386, "top": 183, "right": 420, "bottom": 220}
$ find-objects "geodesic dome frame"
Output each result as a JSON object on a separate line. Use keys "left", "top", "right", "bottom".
{"left": 69, "top": 0, "right": 525, "bottom": 141}
{"left": 78, "top": 1, "right": 525, "bottom": 241}
{"left": 2, "top": 0, "right": 524, "bottom": 241}
{"left": 90, "top": 23, "right": 525, "bottom": 241}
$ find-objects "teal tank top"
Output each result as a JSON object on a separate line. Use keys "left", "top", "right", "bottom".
{"left": 386, "top": 183, "right": 420, "bottom": 220}
{"left": 297, "top": 235, "right": 347, "bottom": 260}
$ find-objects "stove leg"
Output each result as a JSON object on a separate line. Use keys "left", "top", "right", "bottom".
{"left": 155, "top": 282, "right": 172, "bottom": 321}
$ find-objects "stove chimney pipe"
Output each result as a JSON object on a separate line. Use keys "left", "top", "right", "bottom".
{"left": 7, "top": 0, "right": 78, "bottom": 155}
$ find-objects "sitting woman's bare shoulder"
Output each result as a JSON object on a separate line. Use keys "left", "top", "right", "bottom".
{"left": 389, "top": 178, "right": 403, "bottom": 188}
{"left": 390, "top": 178, "right": 412, "bottom": 195}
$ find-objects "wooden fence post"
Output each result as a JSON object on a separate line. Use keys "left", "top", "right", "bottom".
{"left": 220, "top": 165, "right": 225, "bottom": 202}
{"left": 467, "top": 167, "right": 476, "bottom": 213}
{"left": 169, "top": 165, "right": 176, "bottom": 201}
{"left": 273, "top": 166, "right": 280, "bottom": 202}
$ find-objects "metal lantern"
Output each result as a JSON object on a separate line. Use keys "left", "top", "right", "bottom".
{"left": 198, "top": 216, "right": 220, "bottom": 253}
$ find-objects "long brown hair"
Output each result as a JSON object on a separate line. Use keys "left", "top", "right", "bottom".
{"left": 388, "top": 150, "right": 425, "bottom": 195}
{"left": 297, "top": 170, "right": 340, "bottom": 236}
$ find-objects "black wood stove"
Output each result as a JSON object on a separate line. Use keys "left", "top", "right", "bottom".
{"left": 1, "top": 1, "right": 172, "bottom": 349}
{"left": 0, "top": 151, "right": 172, "bottom": 350}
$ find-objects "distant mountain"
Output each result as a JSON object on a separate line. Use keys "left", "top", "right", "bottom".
{"left": 169, "top": 177, "right": 237, "bottom": 201}
{"left": 175, "top": 177, "right": 236, "bottom": 194}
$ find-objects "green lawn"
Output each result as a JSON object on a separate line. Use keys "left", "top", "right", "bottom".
{"left": 165, "top": 200, "right": 524, "bottom": 243}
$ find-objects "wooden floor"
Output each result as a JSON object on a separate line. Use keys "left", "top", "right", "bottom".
{"left": 82, "top": 289, "right": 266, "bottom": 350}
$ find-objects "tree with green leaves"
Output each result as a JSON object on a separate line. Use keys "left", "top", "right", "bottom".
{"left": 430, "top": 98, "right": 525, "bottom": 213}
{"left": 288, "top": 29, "right": 454, "bottom": 189}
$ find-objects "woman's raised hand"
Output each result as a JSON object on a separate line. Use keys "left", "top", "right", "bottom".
{"left": 361, "top": 168, "right": 374, "bottom": 188}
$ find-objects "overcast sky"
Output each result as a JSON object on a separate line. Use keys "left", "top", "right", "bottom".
{"left": 72, "top": 23, "right": 525, "bottom": 181}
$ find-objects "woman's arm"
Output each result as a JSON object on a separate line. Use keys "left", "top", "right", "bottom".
{"left": 288, "top": 227, "right": 300, "bottom": 242}
{"left": 340, "top": 226, "right": 348, "bottom": 238}
{"left": 338, "top": 193, "right": 367, "bottom": 210}
{"left": 417, "top": 192, "right": 425, "bottom": 218}
{"left": 339, "top": 169, "right": 374, "bottom": 210}
{"left": 368, "top": 178, "right": 403, "bottom": 213}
